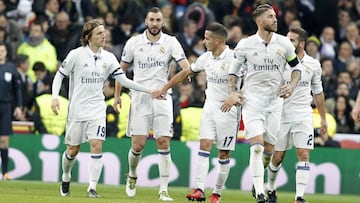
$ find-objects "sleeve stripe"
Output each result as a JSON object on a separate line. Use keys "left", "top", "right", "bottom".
{"left": 59, "top": 70, "right": 68, "bottom": 77}
{"left": 175, "top": 57, "right": 186, "bottom": 63}
{"left": 121, "top": 60, "right": 132, "bottom": 64}
{"left": 228, "top": 73, "right": 239, "bottom": 77}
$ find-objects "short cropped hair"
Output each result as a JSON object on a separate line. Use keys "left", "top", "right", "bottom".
{"left": 289, "top": 27, "right": 308, "bottom": 42}
{"left": 206, "top": 22, "right": 228, "bottom": 40}
{"left": 252, "top": 3, "right": 273, "bottom": 21}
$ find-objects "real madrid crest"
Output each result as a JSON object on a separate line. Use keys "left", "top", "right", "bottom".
{"left": 103, "top": 62, "right": 107, "bottom": 70}
{"left": 276, "top": 49, "right": 283, "bottom": 56}
{"left": 160, "top": 46, "right": 165, "bottom": 54}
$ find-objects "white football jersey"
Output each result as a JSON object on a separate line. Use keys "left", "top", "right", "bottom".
{"left": 229, "top": 32, "right": 300, "bottom": 111}
{"left": 59, "top": 46, "right": 121, "bottom": 121}
{"left": 191, "top": 47, "right": 238, "bottom": 104}
{"left": 121, "top": 31, "right": 186, "bottom": 90}
{"left": 282, "top": 53, "right": 323, "bottom": 122}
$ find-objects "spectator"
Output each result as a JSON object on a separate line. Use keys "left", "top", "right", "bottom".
{"left": 32, "top": 61, "right": 52, "bottom": 97}
{"left": 226, "top": 18, "right": 244, "bottom": 49}
{"left": 320, "top": 57, "right": 337, "bottom": 99}
{"left": 0, "top": 13, "right": 24, "bottom": 61}
{"left": 159, "top": 0, "right": 178, "bottom": 34}
{"left": 17, "top": 18, "right": 58, "bottom": 82}
{"left": 334, "top": 95, "right": 355, "bottom": 133}
{"left": 337, "top": 70, "right": 359, "bottom": 100}
{"left": 47, "top": 11, "right": 82, "bottom": 61}
{"left": 15, "top": 54, "right": 33, "bottom": 119}
{"left": 111, "top": 16, "right": 134, "bottom": 46}
{"left": 32, "top": 75, "right": 68, "bottom": 135}
{"left": 333, "top": 40, "right": 355, "bottom": 74}
{"left": 175, "top": 19, "right": 201, "bottom": 56}
{"left": 326, "top": 82, "right": 356, "bottom": 115}
{"left": 305, "top": 35, "right": 321, "bottom": 60}
{"left": 319, "top": 26, "right": 337, "bottom": 59}
{"left": 44, "top": 0, "right": 60, "bottom": 26}
{"left": 342, "top": 22, "right": 360, "bottom": 56}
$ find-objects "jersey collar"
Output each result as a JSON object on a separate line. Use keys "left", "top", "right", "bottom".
{"left": 85, "top": 45, "right": 102, "bottom": 59}
{"left": 255, "top": 32, "right": 277, "bottom": 45}
{"left": 143, "top": 30, "right": 165, "bottom": 45}
{"left": 211, "top": 46, "right": 230, "bottom": 59}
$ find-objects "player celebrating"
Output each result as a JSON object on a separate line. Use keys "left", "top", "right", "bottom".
{"left": 266, "top": 27, "right": 327, "bottom": 203}
{"left": 118, "top": 7, "right": 191, "bottom": 201}
{"left": 221, "top": 3, "right": 302, "bottom": 203}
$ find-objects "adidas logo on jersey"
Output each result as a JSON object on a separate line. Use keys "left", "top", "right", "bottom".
{"left": 139, "top": 48, "right": 144, "bottom": 52}
{"left": 253, "top": 52, "right": 258, "bottom": 56}
{"left": 83, "top": 63, "right": 88, "bottom": 68}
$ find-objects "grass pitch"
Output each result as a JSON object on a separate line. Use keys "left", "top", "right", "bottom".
{"left": 0, "top": 180, "right": 358, "bottom": 203}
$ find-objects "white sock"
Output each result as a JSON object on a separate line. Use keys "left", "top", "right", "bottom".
{"left": 88, "top": 154, "right": 103, "bottom": 191}
{"left": 296, "top": 161, "right": 310, "bottom": 198}
{"left": 61, "top": 151, "right": 76, "bottom": 182}
{"left": 267, "top": 162, "right": 281, "bottom": 191}
{"left": 250, "top": 144, "right": 264, "bottom": 195}
{"left": 158, "top": 148, "right": 171, "bottom": 193}
{"left": 213, "top": 158, "right": 230, "bottom": 195}
{"left": 263, "top": 151, "right": 273, "bottom": 168}
{"left": 195, "top": 150, "right": 210, "bottom": 191}
{"left": 128, "top": 148, "right": 142, "bottom": 178}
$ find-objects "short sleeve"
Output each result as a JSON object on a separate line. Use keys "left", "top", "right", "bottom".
{"left": 190, "top": 54, "right": 207, "bottom": 73}
{"left": 229, "top": 39, "right": 246, "bottom": 75}
{"left": 170, "top": 37, "right": 186, "bottom": 62}
{"left": 59, "top": 49, "right": 76, "bottom": 76}
{"left": 105, "top": 53, "right": 121, "bottom": 77}
{"left": 311, "top": 61, "right": 323, "bottom": 94}
{"left": 121, "top": 37, "right": 135, "bottom": 63}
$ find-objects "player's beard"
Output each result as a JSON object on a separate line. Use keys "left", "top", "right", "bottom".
{"left": 264, "top": 23, "right": 277, "bottom": 32}
{"left": 148, "top": 27, "right": 161, "bottom": 36}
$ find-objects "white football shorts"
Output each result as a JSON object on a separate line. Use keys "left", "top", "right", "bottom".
{"left": 64, "top": 119, "right": 106, "bottom": 145}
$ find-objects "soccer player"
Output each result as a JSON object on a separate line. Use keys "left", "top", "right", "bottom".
{"left": 118, "top": 7, "right": 191, "bottom": 201}
{"left": 51, "top": 19, "right": 160, "bottom": 198}
{"left": 221, "top": 4, "right": 302, "bottom": 203}
{"left": 158, "top": 23, "right": 240, "bottom": 203}
{"left": 266, "top": 27, "right": 327, "bottom": 203}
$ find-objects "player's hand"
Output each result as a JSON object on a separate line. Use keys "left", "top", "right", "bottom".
{"left": 150, "top": 89, "right": 166, "bottom": 100}
{"left": 352, "top": 106, "right": 360, "bottom": 121}
{"left": 279, "top": 84, "right": 293, "bottom": 98}
{"left": 51, "top": 98, "right": 60, "bottom": 115}
{"left": 320, "top": 119, "right": 328, "bottom": 136}
{"left": 113, "top": 96, "right": 121, "bottom": 114}
{"left": 221, "top": 92, "right": 245, "bottom": 112}
{"left": 13, "top": 107, "right": 23, "bottom": 120}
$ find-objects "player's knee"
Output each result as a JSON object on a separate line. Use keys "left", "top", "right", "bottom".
{"left": 250, "top": 143, "right": 264, "bottom": 154}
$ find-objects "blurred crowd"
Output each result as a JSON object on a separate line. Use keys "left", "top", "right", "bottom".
{"left": 1, "top": 0, "right": 360, "bottom": 142}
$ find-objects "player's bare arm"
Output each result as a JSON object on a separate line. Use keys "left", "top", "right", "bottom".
{"left": 221, "top": 74, "right": 245, "bottom": 112}
{"left": 352, "top": 91, "right": 360, "bottom": 121}
{"left": 279, "top": 70, "right": 301, "bottom": 98}
{"left": 314, "top": 92, "right": 327, "bottom": 136}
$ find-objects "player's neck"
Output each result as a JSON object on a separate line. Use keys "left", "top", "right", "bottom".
{"left": 146, "top": 30, "right": 161, "bottom": 42}
{"left": 213, "top": 44, "right": 226, "bottom": 57}
{"left": 258, "top": 29, "right": 273, "bottom": 44}
{"left": 88, "top": 44, "right": 101, "bottom": 54}
{"left": 297, "top": 50, "right": 305, "bottom": 60}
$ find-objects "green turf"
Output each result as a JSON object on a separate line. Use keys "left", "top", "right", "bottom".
{"left": 0, "top": 180, "right": 358, "bottom": 203}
